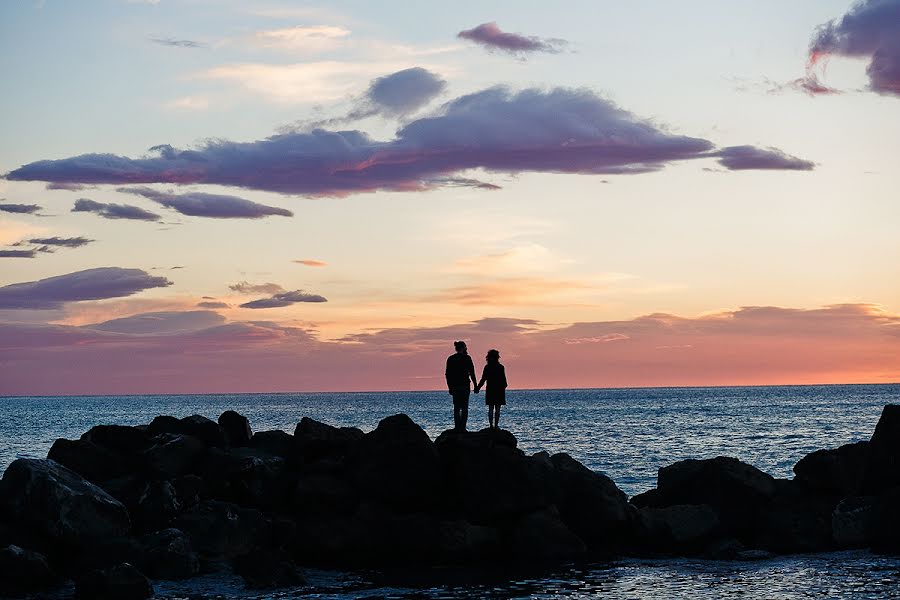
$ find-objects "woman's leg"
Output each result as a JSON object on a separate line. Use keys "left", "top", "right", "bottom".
{"left": 495, "top": 405, "right": 501, "bottom": 429}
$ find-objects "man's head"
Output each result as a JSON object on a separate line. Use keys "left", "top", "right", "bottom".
{"left": 453, "top": 340, "right": 467, "bottom": 354}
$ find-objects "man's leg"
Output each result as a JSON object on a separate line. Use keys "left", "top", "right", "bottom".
{"left": 460, "top": 397, "right": 469, "bottom": 431}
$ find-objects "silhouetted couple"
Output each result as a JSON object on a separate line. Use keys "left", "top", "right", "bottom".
{"left": 445, "top": 341, "right": 508, "bottom": 431}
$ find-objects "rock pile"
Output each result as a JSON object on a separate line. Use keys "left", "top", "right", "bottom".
{"left": 1, "top": 405, "right": 898, "bottom": 598}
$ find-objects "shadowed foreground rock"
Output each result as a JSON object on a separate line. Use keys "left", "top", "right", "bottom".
{"left": 1, "top": 405, "right": 898, "bottom": 597}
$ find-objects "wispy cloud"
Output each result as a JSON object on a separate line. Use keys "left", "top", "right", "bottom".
{"left": 119, "top": 186, "right": 293, "bottom": 219}
{"left": 0, "top": 267, "right": 172, "bottom": 309}
{"left": 149, "top": 36, "right": 205, "bottom": 48}
{"left": 294, "top": 259, "right": 328, "bottom": 267}
{"left": 72, "top": 198, "right": 161, "bottom": 221}
{"left": 228, "top": 281, "right": 284, "bottom": 295}
{"left": 239, "top": 289, "right": 327, "bottom": 309}
{"left": 0, "top": 203, "right": 42, "bottom": 215}
{"left": 163, "top": 96, "right": 209, "bottom": 110}
{"left": 457, "top": 22, "right": 567, "bottom": 56}
{"left": 251, "top": 25, "right": 350, "bottom": 52}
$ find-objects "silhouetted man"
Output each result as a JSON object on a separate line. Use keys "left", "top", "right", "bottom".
{"left": 446, "top": 340, "right": 478, "bottom": 431}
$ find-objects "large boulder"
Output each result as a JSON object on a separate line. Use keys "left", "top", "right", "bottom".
{"left": 75, "top": 562, "right": 153, "bottom": 600}
{"left": 102, "top": 477, "right": 183, "bottom": 533}
{"left": 0, "top": 459, "right": 130, "bottom": 546}
{"left": 140, "top": 528, "right": 200, "bottom": 580}
{"left": 143, "top": 433, "right": 206, "bottom": 478}
{"left": 233, "top": 549, "right": 304, "bottom": 589}
{"left": 658, "top": 456, "right": 777, "bottom": 507}
{"left": 861, "top": 405, "right": 900, "bottom": 495}
{"left": 350, "top": 414, "right": 441, "bottom": 511}
{"left": 175, "top": 500, "right": 271, "bottom": 558}
{"left": 550, "top": 452, "right": 634, "bottom": 551}
{"left": 506, "top": 507, "right": 586, "bottom": 562}
{"left": 81, "top": 424, "right": 153, "bottom": 455}
{"left": 218, "top": 410, "right": 252, "bottom": 447}
{"left": 149, "top": 415, "right": 226, "bottom": 448}
{"left": 294, "top": 417, "right": 363, "bottom": 460}
{"left": 47, "top": 438, "right": 132, "bottom": 483}
{"left": 637, "top": 504, "right": 721, "bottom": 553}
{"left": 751, "top": 479, "right": 835, "bottom": 553}
{"left": 832, "top": 496, "right": 876, "bottom": 548}
{"left": 869, "top": 487, "right": 900, "bottom": 554}
{"left": 293, "top": 472, "right": 358, "bottom": 515}
{"left": 435, "top": 428, "right": 555, "bottom": 524}
{"left": 199, "top": 448, "right": 292, "bottom": 511}
{"left": 0, "top": 545, "right": 58, "bottom": 597}
{"left": 250, "top": 429, "right": 296, "bottom": 458}
{"left": 793, "top": 441, "right": 870, "bottom": 496}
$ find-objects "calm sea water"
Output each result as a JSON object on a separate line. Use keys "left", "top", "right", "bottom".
{"left": 2, "top": 383, "right": 900, "bottom": 599}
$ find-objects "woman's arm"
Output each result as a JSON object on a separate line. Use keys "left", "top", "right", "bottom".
{"left": 475, "top": 365, "right": 487, "bottom": 392}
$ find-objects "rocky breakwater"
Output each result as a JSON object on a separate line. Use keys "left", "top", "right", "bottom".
{"left": 1, "top": 404, "right": 899, "bottom": 598}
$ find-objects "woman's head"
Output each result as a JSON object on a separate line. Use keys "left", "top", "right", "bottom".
{"left": 486, "top": 349, "right": 500, "bottom": 362}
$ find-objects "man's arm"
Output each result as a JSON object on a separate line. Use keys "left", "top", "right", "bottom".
{"left": 467, "top": 356, "right": 478, "bottom": 388}
{"left": 445, "top": 357, "right": 453, "bottom": 392}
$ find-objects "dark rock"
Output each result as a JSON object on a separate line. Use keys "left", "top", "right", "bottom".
{"left": 435, "top": 429, "right": 555, "bottom": 523}
{"left": 869, "top": 487, "right": 900, "bottom": 554}
{"left": 47, "top": 438, "right": 132, "bottom": 483}
{"left": 140, "top": 528, "right": 200, "bottom": 580}
{"left": 233, "top": 549, "right": 304, "bottom": 589}
{"left": 250, "top": 429, "right": 296, "bottom": 458}
{"left": 794, "top": 441, "right": 869, "bottom": 496}
{"left": 0, "top": 545, "right": 58, "bottom": 596}
{"left": 658, "top": 456, "right": 777, "bottom": 508}
{"left": 351, "top": 414, "right": 441, "bottom": 511}
{"left": 701, "top": 537, "right": 746, "bottom": 560}
{"left": 0, "top": 459, "right": 130, "bottom": 545}
{"left": 219, "top": 410, "right": 253, "bottom": 447}
{"left": 149, "top": 415, "right": 226, "bottom": 447}
{"left": 550, "top": 452, "right": 633, "bottom": 551}
{"left": 171, "top": 474, "right": 204, "bottom": 509}
{"left": 76, "top": 562, "right": 153, "bottom": 600}
{"left": 630, "top": 488, "right": 665, "bottom": 508}
{"left": 638, "top": 504, "right": 721, "bottom": 553}
{"left": 82, "top": 424, "right": 153, "bottom": 455}
{"left": 294, "top": 417, "right": 363, "bottom": 459}
{"left": 506, "top": 507, "right": 586, "bottom": 562}
{"left": 199, "top": 448, "right": 291, "bottom": 510}
{"left": 144, "top": 433, "right": 206, "bottom": 477}
{"left": 434, "top": 426, "right": 518, "bottom": 450}
{"left": 832, "top": 496, "right": 876, "bottom": 548}
{"left": 103, "top": 478, "right": 182, "bottom": 533}
{"left": 175, "top": 500, "right": 270, "bottom": 558}
{"left": 861, "top": 405, "right": 900, "bottom": 495}
{"left": 293, "top": 472, "right": 358, "bottom": 515}
{"left": 752, "top": 479, "right": 835, "bottom": 553}
{"left": 64, "top": 536, "right": 145, "bottom": 574}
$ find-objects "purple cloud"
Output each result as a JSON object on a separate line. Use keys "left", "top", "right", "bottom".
{"left": 27, "top": 236, "right": 93, "bottom": 248}
{"left": 89, "top": 310, "right": 225, "bottom": 334}
{"left": 118, "top": 186, "right": 293, "bottom": 219}
{"left": 0, "top": 203, "right": 42, "bottom": 214}
{"left": 810, "top": 0, "right": 900, "bottom": 96}
{"left": 0, "top": 267, "right": 172, "bottom": 309}
{"left": 715, "top": 146, "right": 815, "bottom": 171}
{"left": 457, "top": 22, "right": 566, "bottom": 55}
{"left": 0, "top": 249, "right": 38, "bottom": 258}
{"left": 6, "top": 87, "right": 813, "bottom": 197}
{"left": 239, "top": 290, "right": 327, "bottom": 309}
{"left": 72, "top": 198, "right": 161, "bottom": 221}
{"left": 197, "top": 301, "right": 230, "bottom": 309}
{"left": 229, "top": 281, "right": 284, "bottom": 294}
{"left": 362, "top": 67, "right": 446, "bottom": 118}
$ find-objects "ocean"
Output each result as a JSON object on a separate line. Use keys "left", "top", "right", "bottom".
{"left": 2, "top": 383, "right": 899, "bottom": 598}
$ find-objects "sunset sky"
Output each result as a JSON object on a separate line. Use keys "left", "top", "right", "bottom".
{"left": 1, "top": 0, "right": 899, "bottom": 394}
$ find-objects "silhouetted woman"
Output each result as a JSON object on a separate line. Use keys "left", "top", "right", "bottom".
{"left": 475, "top": 349, "right": 507, "bottom": 430}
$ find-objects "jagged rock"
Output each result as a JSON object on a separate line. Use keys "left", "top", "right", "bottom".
{"left": 171, "top": 474, "right": 204, "bottom": 510}
{"left": 75, "top": 562, "right": 153, "bottom": 600}
{"left": 294, "top": 417, "right": 363, "bottom": 459}
{"left": 861, "top": 405, "right": 900, "bottom": 495}
{"left": 233, "top": 549, "right": 304, "bottom": 589}
{"left": 219, "top": 410, "right": 253, "bottom": 447}
{"left": 144, "top": 433, "right": 206, "bottom": 477}
{"left": 149, "top": 415, "right": 226, "bottom": 448}
{"left": 293, "top": 473, "right": 358, "bottom": 515}
{"left": 752, "top": 479, "right": 835, "bottom": 553}
{"left": 0, "top": 545, "right": 58, "bottom": 596}
{"left": 103, "top": 477, "right": 182, "bottom": 533}
{"left": 0, "top": 459, "right": 130, "bottom": 545}
{"left": 351, "top": 414, "right": 441, "bottom": 511}
{"left": 200, "top": 448, "right": 292, "bottom": 510}
{"left": 47, "top": 438, "right": 132, "bottom": 483}
{"left": 550, "top": 452, "right": 634, "bottom": 550}
{"left": 250, "top": 430, "right": 296, "bottom": 458}
{"left": 832, "top": 496, "right": 876, "bottom": 548}
{"left": 638, "top": 504, "right": 721, "bottom": 552}
{"left": 794, "top": 441, "right": 869, "bottom": 496}
{"left": 175, "top": 500, "right": 270, "bottom": 558}
{"left": 140, "top": 528, "right": 200, "bottom": 580}
{"left": 506, "top": 507, "right": 586, "bottom": 561}
{"left": 658, "top": 456, "right": 777, "bottom": 507}
{"left": 435, "top": 429, "right": 554, "bottom": 523}
{"left": 82, "top": 424, "right": 153, "bottom": 455}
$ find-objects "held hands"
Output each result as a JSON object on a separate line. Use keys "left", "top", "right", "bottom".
{"left": 473, "top": 385, "right": 481, "bottom": 393}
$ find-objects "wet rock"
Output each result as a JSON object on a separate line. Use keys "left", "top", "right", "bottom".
{"left": 294, "top": 417, "right": 363, "bottom": 459}
{"left": 140, "top": 528, "right": 200, "bottom": 580}
{"left": 550, "top": 452, "right": 633, "bottom": 551}
{"left": 0, "top": 459, "right": 130, "bottom": 545}
{"left": 144, "top": 433, "right": 206, "bottom": 477}
{"left": 149, "top": 415, "right": 226, "bottom": 448}
{"left": 75, "top": 562, "right": 153, "bottom": 600}
{"left": 351, "top": 414, "right": 441, "bottom": 511}
{"left": 861, "top": 404, "right": 900, "bottom": 495}
{"left": 47, "top": 438, "right": 132, "bottom": 483}
{"left": 752, "top": 479, "right": 835, "bottom": 553}
{"left": 794, "top": 441, "right": 869, "bottom": 496}
{"left": 638, "top": 504, "right": 721, "bottom": 553}
{"left": 219, "top": 410, "right": 252, "bottom": 447}
{"left": 507, "top": 507, "right": 586, "bottom": 562}
{"left": 175, "top": 500, "right": 270, "bottom": 558}
{"left": 233, "top": 549, "right": 304, "bottom": 589}
{"left": 0, "top": 544, "right": 58, "bottom": 596}
{"left": 832, "top": 496, "right": 876, "bottom": 548}
{"left": 82, "top": 424, "right": 153, "bottom": 455}
{"left": 250, "top": 429, "right": 296, "bottom": 458}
